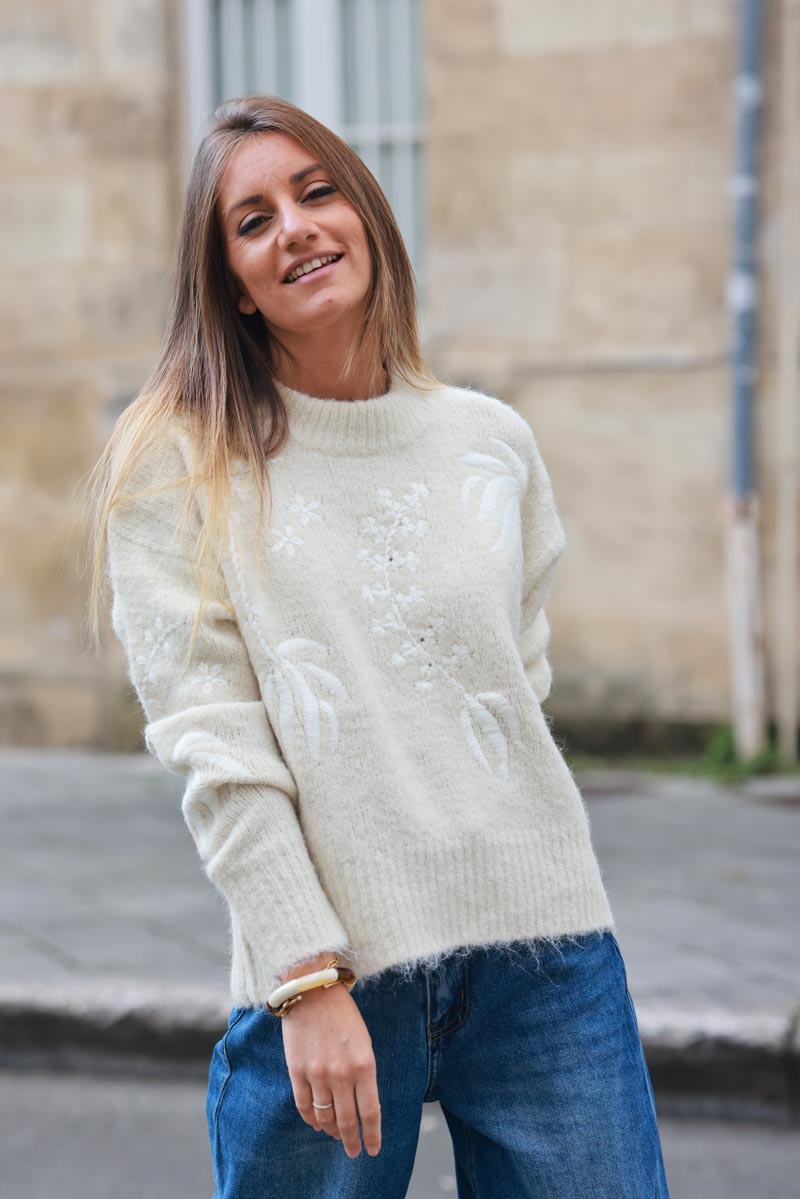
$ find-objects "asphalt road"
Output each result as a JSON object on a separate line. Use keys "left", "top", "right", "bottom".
{"left": 2, "top": 1068, "right": 798, "bottom": 1198}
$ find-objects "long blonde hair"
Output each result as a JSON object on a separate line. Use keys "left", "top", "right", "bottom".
{"left": 83, "top": 92, "right": 442, "bottom": 666}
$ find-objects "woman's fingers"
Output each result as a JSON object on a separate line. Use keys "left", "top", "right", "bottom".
{"left": 328, "top": 1079, "right": 362, "bottom": 1158}
{"left": 296, "top": 1067, "right": 381, "bottom": 1158}
{"left": 281, "top": 985, "right": 381, "bottom": 1156}
{"left": 292, "top": 1077, "right": 328, "bottom": 1135}
{"left": 355, "top": 1067, "right": 382, "bottom": 1156}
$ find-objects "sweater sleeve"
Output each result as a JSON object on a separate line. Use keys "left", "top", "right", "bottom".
{"left": 105, "top": 431, "right": 353, "bottom": 1002}
{"left": 516, "top": 420, "right": 567, "bottom": 705}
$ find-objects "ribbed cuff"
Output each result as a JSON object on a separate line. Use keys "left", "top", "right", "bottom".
{"left": 199, "top": 782, "right": 354, "bottom": 1006}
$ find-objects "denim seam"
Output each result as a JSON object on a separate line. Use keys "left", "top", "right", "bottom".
{"left": 610, "top": 942, "right": 667, "bottom": 1183}
{"left": 461, "top": 1118, "right": 482, "bottom": 1197}
{"left": 211, "top": 1008, "right": 248, "bottom": 1180}
{"left": 430, "top": 977, "right": 469, "bottom": 1041}
{"left": 423, "top": 972, "right": 436, "bottom": 1100}
{"left": 608, "top": 935, "right": 638, "bottom": 1023}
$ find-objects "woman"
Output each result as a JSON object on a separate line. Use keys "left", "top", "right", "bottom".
{"left": 86, "top": 94, "right": 670, "bottom": 1197}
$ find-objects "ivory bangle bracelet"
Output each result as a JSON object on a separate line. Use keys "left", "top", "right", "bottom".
{"left": 267, "top": 967, "right": 340, "bottom": 1012}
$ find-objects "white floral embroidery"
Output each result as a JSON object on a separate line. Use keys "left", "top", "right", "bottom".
{"left": 269, "top": 525, "right": 305, "bottom": 556}
{"left": 188, "top": 662, "right": 230, "bottom": 696}
{"left": 461, "top": 437, "right": 528, "bottom": 557}
{"left": 132, "top": 621, "right": 234, "bottom": 717}
{"left": 357, "top": 481, "right": 522, "bottom": 780}
{"left": 266, "top": 495, "right": 322, "bottom": 554}
{"left": 131, "top": 616, "right": 181, "bottom": 716}
{"left": 288, "top": 495, "right": 322, "bottom": 525}
{"left": 227, "top": 497, "right": 348, "bottom": 764}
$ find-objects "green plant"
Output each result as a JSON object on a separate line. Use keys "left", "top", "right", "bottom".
{"left": 565, "top": 722, "right": 800, "bottom": 785}
{"left": 701, "top": 722, "right": 795, "bottom": 782}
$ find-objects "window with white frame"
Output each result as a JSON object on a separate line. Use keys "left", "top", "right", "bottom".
{"left": 184, "top": 0, "right": 426, "bottom": 296}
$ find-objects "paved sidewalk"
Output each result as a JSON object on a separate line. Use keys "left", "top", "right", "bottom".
{"left": 1, "top": 749, "right": 798, "bottom": 1112}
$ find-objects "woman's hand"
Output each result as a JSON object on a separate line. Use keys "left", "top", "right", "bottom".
{"left": 279, "top": 955, "right": 381, "bottom": 1159}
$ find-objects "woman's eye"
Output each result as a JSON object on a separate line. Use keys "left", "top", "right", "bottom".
{"left": 238, "top": 186, "right": 336, "bottom": 235}
{"left": 306, "top": 185, "right": 337, "bottom": 201}
{"left": 240, "top": 214, "right": 267, "bottom": 235}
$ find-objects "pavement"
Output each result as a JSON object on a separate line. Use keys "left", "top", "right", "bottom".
{"left": 1, "top": 748, "right": 798, "bottom": 1118}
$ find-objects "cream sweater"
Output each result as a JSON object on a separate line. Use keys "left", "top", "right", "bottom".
{"left": 106, "top": 372, "right": 615, "bottom": 1008}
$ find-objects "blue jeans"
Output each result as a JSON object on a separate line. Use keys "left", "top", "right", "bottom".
{"left": 206, "top": 929, "right": 670, "bottom": 1197}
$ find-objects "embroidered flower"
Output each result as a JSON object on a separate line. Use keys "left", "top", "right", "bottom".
{"left": 288, "top": 495, "right": 322, "bottom": 526}
{"left": 132, "top": 616, "right": 181, "bottom": 714}
{"left": 269, "top": 525, "right": 304, "bottom": 556}
{"left": 357, "top": 481, "right": 522, "bottom": 780}
{"left": 188, "top": 662, "right": 230, "bottom": 696}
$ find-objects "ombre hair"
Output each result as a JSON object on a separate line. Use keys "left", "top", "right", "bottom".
{"left": 83, "top": 92, "right": 442, "bottom": 664}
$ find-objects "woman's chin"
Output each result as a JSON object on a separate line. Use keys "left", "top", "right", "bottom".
{"left": 284, "top": 292, "right": 366, "bottom": 329}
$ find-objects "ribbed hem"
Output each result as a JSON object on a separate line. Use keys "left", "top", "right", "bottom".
{"left": 274, "top": 371, "right": 440, "bottom": 455}
{"left": 225, "top": 815, "right": 616, "bottom": 1008}
{"left": 330, "top": 824, "right": 616, "bottom": 985}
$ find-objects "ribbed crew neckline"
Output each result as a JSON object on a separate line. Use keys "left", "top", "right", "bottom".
{"left": 274, "top": 371, "right": 439, "bottom": 455}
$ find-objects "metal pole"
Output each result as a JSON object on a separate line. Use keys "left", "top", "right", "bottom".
{"left": 775, "top": 0, "right": 800, "bottom": 763}
{"left": 724, "top": 0, "right": 767, "bottom": 759}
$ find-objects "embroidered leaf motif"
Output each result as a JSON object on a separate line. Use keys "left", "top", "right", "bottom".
{"left": 459, "top": 692, "right": 521, "bottom": 781}
{"left": 268, "top": 639, "right": 346, "bottom": 762}
{"left": 226, "top": 493, "right": 348, "bottom": 764}
{"left": 461, "top": 438, "right": 529, "bottom": 557}
{"left": 169, "top": 730, "right": 253, "bottom": 783}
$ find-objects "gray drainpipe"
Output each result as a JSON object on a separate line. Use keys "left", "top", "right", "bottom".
{"left": 725, "top": 0, "right": 766, "bottom": 759}
{"left": 729, "top": 0, "right": 763, "bottom": 501}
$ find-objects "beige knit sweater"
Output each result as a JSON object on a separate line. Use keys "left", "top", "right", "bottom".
{"left": 106, "top": 372, "right": 615, "bottom": 1009}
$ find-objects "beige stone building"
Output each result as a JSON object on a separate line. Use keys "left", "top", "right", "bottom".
{"left": 1, "top": 1, "right": 795, "bottom": 751}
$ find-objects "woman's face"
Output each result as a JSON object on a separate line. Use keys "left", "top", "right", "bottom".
{"left": 217, "top": 132, "right": 373, "bottom": 341}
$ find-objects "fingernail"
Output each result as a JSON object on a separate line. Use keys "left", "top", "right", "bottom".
{"left": 367, "top": 1145, "right": 379, "bottom": 1156}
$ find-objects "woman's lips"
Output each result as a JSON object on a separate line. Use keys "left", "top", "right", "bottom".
{"left": 285, "top": 256, "right": 343, "bottom": 286}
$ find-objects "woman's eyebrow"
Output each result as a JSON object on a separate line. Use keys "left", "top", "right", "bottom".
{"left": 224, "top": 163, "right": 326, "bottom": 223}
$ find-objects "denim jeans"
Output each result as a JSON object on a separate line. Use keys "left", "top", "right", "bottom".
{"left": 206, "top": 929, "right": 671, "bottom": 1197}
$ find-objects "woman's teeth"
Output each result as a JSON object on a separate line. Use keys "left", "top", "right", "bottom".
{"left": 285, "top": 253, "right": 343, "bottom": 284}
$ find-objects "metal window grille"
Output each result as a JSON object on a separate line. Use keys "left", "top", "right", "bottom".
{"left": 185, "top": 0, "right": 426, "bottom": 292}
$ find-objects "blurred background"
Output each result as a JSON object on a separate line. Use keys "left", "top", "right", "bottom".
{"left": 1, "top": 2, "right": 799, "bottom": 1197}
{"left": 2, "top": 0, "right": 799, "bottom": 773}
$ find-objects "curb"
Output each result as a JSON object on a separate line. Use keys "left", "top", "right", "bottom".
{"left": 0, "top": 983, "right": 230, "bottom": 1078}
{"left": 635, "top": 1005, "right": 800, "bottom": 1115}
{"left": 1, "top": 984, "right": 799, "bottom": 1114}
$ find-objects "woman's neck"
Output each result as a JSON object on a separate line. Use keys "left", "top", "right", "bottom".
{"left": 274, "top": 356, "right": 389, "bottom": 403}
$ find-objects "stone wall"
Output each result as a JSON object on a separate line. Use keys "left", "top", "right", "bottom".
{"left": 424, "top": 0, "right": 789, "bottom": 727}
{"left": 0, "top": 0, "right": 182, "bottom": 746}
{"left": 1, "top": 0, "right": 791, "bottom": 746}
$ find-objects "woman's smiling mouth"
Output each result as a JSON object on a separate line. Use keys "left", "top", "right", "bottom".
{"left": 283, "top": 253, "right": 344, "bottom": 284}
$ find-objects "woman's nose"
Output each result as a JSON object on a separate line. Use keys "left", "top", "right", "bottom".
{"left": 276, "top": 202, "right": 319, "bottom": 248}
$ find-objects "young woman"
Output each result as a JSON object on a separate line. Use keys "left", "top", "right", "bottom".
{"left": 87, "top": 94, "right": 670, "bottom": 1198}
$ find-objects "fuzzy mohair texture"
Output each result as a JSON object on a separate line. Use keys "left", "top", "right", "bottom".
{"left": 106, "top": 372, "right": 615, "bottom": 1009}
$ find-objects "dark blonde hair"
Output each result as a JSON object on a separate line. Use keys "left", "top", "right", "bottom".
{"left": 83, "top": 92, "right": 442, "bottom": 663}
